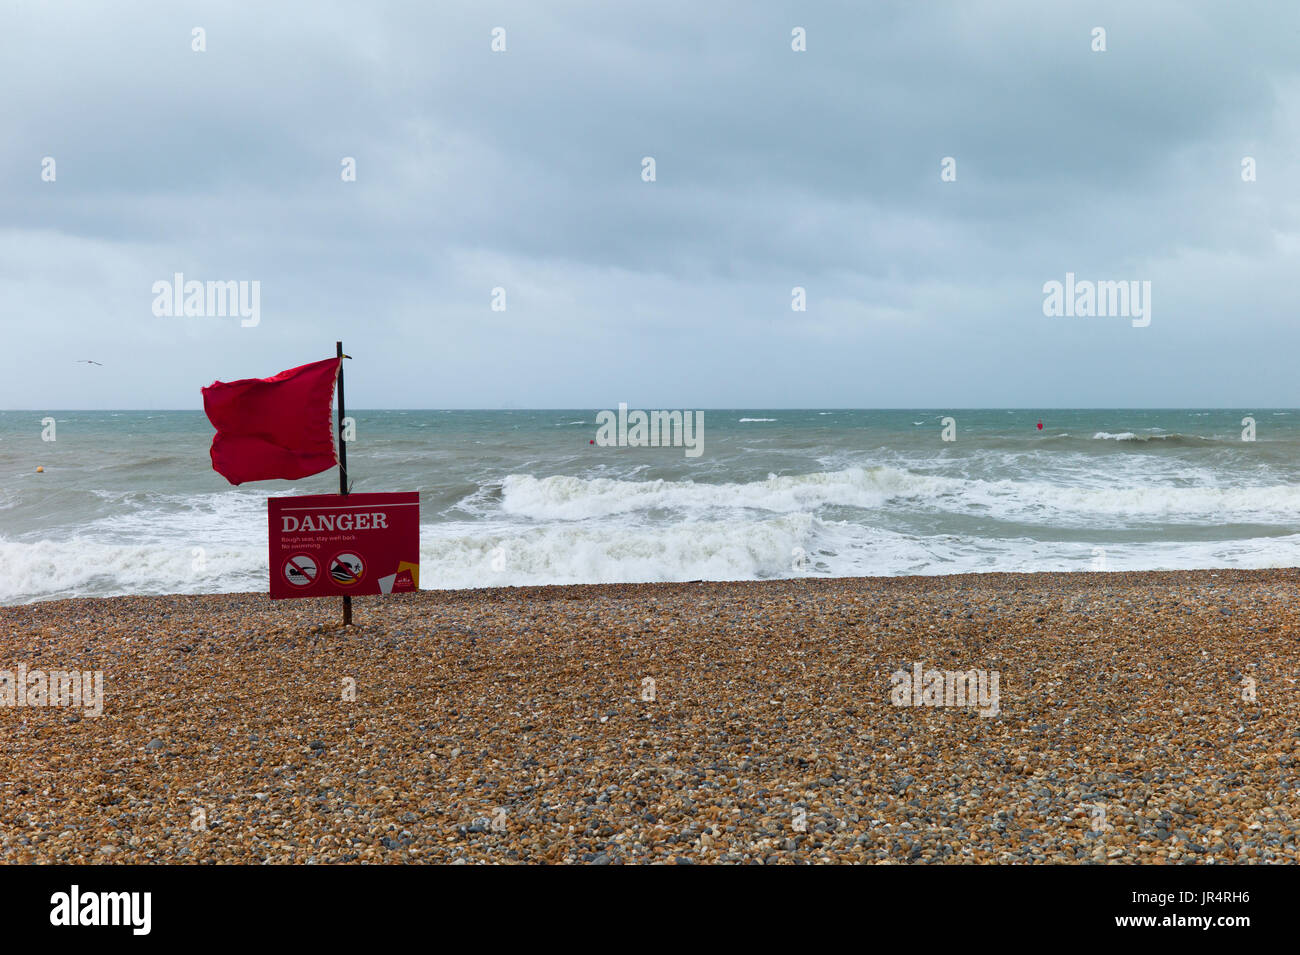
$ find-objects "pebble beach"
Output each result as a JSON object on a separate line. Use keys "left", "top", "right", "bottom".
{"left": 2, "top": 569, "right": 1297, "bottom": 864}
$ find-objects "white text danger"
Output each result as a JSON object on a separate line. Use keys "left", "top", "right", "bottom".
{"left": 282, "top": 512, "right": 388, "bottom": 533}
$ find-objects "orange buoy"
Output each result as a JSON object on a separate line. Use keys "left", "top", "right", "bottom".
{"left": 36, "top": 466, "right": 44, "bottom": 472}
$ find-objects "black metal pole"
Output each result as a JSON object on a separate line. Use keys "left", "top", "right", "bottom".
{"left": 336, "top": 340, "right": 352, "bottom": 626}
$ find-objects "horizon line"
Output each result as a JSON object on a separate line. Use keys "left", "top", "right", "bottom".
{"left": 0, "top": 406, "right": 1294, "bottom": 413}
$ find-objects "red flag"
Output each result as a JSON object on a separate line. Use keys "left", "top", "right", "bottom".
{"left": 202, "top": 357, "right": 341, "bottom": 485}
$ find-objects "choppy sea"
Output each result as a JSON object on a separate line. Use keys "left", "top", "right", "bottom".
{"left": 2, "top": 409, "right": 1297, "bottom": 604}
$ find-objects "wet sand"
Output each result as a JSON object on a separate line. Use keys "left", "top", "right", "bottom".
{"left": 2, "top": 570, "right": 1297, "bottom": 863}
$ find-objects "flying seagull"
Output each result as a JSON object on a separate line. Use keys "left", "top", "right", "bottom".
{"left": 76, "top": 360, "right": 103, "bottom": 366}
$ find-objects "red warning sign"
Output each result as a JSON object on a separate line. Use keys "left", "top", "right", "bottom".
{"left": 268, "top": 492, "right": 419, "bottom": 599}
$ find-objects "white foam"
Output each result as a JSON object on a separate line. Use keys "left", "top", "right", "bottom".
{"left": 500, "top": 467, "right": 1300, "bottom": 527}
{"left": 416, "top": 518, "right": 1300, "bottom": 588}
{"left": 420, "top": 514, "right": 815, "bottom": 588}
{"left": 499, "top": 469, "right": 926, "bottom": 520}
{"left": 0, "top": 488, "right": 275, "bottom": 602}
{"left": 8, "top": 459, "right": 1300, "bottom": 602}
{"left": 0, "top": 537, "right": 266, "bottom": 603}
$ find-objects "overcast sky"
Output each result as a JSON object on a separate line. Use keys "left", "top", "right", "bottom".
{"left": 4, "top": 0, "right": 1299, "bottom": 408}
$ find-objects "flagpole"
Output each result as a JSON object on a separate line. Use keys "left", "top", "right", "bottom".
{"left": 336, "top": 340, "right": 352, "bottom": 627}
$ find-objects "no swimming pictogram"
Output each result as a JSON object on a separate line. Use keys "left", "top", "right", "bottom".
{"left": 283, "top": 554, "right": 318, "bottom": 587}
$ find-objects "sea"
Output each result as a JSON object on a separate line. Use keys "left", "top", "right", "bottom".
{"left": 2, "top": 409, "right": 1298, "bottom": 605}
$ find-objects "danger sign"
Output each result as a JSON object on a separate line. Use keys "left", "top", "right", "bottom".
{"left": 268, "top": 492, "right": 419, "bottom": 599}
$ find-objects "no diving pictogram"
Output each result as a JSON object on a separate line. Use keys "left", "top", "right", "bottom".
{"left": 284, "top": 554, "right": 318, "bottom": 587}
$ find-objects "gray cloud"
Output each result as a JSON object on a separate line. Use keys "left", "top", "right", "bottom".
{"left": 4, "top": 0, "right": 1299, "bottom": 408}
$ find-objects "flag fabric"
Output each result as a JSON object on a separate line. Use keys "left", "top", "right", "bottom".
{"left": 202, "top": 357, "right": 341, "bottom": 485}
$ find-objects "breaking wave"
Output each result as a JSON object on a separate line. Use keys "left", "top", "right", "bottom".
{"left": 499, "top": 467, "right": 1300, "bottom": 526}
